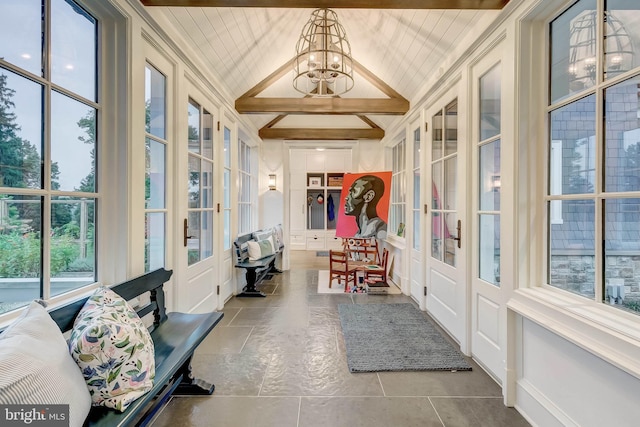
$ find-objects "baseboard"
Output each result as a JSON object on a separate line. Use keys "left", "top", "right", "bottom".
{"left": 516, "top": 378, "right": 579, "bottom": 427}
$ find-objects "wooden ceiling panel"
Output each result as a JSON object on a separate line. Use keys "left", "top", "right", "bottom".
{"left": 148, "top": 4, "right": 508, "bottom": 140}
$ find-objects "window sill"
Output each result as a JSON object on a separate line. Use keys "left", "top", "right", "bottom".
{"left": 385, "top": 235, "right": 406, "bottom": 250}
{"left": 508, "top": 287, "right": 640, "bottom": 380}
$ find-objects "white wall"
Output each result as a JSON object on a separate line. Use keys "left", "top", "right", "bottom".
{"left": 354, "top": 140, "right": 385, "bottom": 172}
{"left": 260, "top": 141, "right": 285, "bottom": 230}
{"left": 517, "top": 318, "right": 640, "bottom": 427}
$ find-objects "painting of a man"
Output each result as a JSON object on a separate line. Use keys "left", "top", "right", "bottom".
{"left": 337, "top": 172, "right": 392, "bottom": 239}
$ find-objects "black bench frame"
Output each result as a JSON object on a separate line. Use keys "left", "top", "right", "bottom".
{"left": 233, "top": 232, "right": 283, "bottom": 297}
{"left": 4, "top": 268, "right": 223, "bottom": 427}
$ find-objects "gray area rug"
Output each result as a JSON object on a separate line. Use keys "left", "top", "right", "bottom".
{"left": 316, "top": 251, "right": 330, "bottom": 257}
{"left": 338, "top": 303, "right": 472, "bottom": 373}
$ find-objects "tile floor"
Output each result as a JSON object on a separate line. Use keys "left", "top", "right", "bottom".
{"left": 152, "top": 251, "right": 531, "bottom": 427}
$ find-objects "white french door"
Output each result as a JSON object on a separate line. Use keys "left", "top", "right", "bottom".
{"left": 219, "top": 123, "right": 234, "bottom": 305}
{"left": 175, "top": 85, "right": 219, "bottom": 314}
{"left": 410, "top": 119, "right": 425, "bottom": 308}
{"left": 470, "top": 47, "right": 505, "bottom": 382}
{"left": 425, "top": 84, "right": 468, "bottom": 347}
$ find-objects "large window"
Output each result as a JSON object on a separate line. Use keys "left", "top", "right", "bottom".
{"left": 144, "top": 63, "right": 167, "bottom": 272}
{"left": 0, "top": 0, "right": 98, "bottom": 314}
{"left": 390, "top": 138, "right": 406, "bottom": 237}
{"left": 238, "top": 136, "right": 256, "bottom": 235}
{"left": 548, "top": 0, "right": 640, "bottom": 314}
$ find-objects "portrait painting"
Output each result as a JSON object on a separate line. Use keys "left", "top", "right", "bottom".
{"left": 335, "top": 171, "right": 392, "bottom": 239}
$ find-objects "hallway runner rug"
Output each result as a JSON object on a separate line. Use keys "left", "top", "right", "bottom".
{"left": 338, "top": 303, "right": 472, "bottom": 373}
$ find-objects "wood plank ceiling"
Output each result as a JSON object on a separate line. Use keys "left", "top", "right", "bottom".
{"left": 142, "top": 1, "right": 507, "bottom": 140}
{"left": 142, "top": 1, "right": 509, "bottom": 9}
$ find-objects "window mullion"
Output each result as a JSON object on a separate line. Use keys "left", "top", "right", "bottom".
{"left": 595, "top": 0, "right": 605, "bottom": 88}
{"left": 42, "top": 195, "right": 51, "bottom": 300}
{"left": 594, "top": 52, "right": 605, "bottom": 304}
{"left": 43, "top": 0, "right": 50, "bottom": 81}
{"left": 43, "top": 0, "right": 52, "bottom": 296}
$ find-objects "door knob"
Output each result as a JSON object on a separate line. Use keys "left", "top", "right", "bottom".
{"left": 452, "top": 219, "right": 462, "bottom": 249}
{"left": 184, "top": 218, "right": 194, "bottom": 247}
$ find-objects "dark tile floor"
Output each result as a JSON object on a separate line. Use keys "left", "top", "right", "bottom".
{"left": 152, "top": 262, "right": 531, "bottom": 427}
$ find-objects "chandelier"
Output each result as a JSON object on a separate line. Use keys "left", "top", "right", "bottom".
{"left": 568, "top": 10, "right": 632, "bottom": 91}
{"left": 293, "top": 8, "right": 354, "bottom": 97}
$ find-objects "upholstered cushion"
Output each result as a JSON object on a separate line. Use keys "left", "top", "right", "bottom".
{"left": 69, "top": 287, "right": 155, "bottom": 412}
{"left": 238, "top": 242, "right": 250, "bottom": 262}
{"left": 252, "top": 230, "right": 272, "bottom": 242}
{"left": 0, "top": 301, "right": 91, "bottom": 427}
{"left": 272, "top": 224, "right": 284, "bottom": 249}
{"left": 247, "top": 239, "right": 275, "bottom": 260}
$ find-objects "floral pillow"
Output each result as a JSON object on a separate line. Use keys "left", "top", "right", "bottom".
{"left": 69, "top": 287, "right": 155, "bottom": 412}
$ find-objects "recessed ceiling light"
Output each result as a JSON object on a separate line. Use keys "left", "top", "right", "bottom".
{"left": 316, "top": 147, "right": 325, "bottom": 151}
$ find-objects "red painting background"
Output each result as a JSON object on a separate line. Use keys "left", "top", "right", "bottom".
{"left": 335, "top": 171, "right": 392, "bottom": 238}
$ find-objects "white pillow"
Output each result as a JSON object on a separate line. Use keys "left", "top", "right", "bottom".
{"left": 247, "top": 239, "right": 275, "bottom": 260}
{"left": 0, "top": 301, "right": 91, "bottom": 427}
{"left": 69, "top": 287, "right": 155, "bottom": 412}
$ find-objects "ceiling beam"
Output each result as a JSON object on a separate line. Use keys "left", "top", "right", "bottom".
{"left": 141, "top": 0, "right": 509, "bottom": 9}
{"left": 236, "top": 97, "right": 409, "bottom": 115}
{"left": 259, "top": 127, "right": 384, "bottom": 140}
{"left": 238, "top": 58, "right": 294, "bottom": 99}
{"left": 352, "top": 59, "right": 403, "bottom": 100}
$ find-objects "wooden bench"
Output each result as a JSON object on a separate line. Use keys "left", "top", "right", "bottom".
{"left": 233, "top": 232, "right": 283, "bottom": 298}
{"left": 46, "top": 268, "right": 223, "bottom": 427}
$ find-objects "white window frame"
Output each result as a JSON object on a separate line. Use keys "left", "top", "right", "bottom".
{"left": 390, "top": 136, "right": 406, "bottom": 239}
{"left": 143, "top": 62, "right": 168, "bottom": 272}
{"left": 509, "top": 0, "right": 640, "bottom": 380}
{"left": 238, "top": 135, "right": 257, "bottom": 235}
{"left": 0, "top": 0, "right": 127, "bottom": 324}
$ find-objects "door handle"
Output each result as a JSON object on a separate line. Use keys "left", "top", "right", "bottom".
{"left": 452, "top": 219, "right": 462, "bottom": 249}
{"left": 183, "top": 218, "right": 194, "bottom": 247}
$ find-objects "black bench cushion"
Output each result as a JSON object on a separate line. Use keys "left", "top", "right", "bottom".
{"left": 84, "top": 311, "right": 223, "bottom": 427}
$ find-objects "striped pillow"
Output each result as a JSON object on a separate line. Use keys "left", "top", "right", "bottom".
{"left": 0, "top": 301, "right": 91, "bottom": 427}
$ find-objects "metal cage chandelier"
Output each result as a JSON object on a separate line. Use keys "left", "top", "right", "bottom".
{"left": 293, "top": 8, "right": 354, "bottom": 97}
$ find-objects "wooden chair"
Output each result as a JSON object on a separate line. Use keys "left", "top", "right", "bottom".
{"left": 343, "top": 237, "right": 379, "bottom": 264}
{"left": 329, "top": 250, "right": 357, "bottom": 291}
{"left": 364, "top": 248, "right": 389, "bottom": 285}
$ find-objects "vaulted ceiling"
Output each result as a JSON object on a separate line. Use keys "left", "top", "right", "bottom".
{"left": 141, "top": 1, "right": 508, "bottom": 140}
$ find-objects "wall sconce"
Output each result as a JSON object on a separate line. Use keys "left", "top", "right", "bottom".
{"left": 268, "top": 174, "right": 277, "bottom": 191}
{"left": 491, "top": 175, "right": 501, "bottom": 192}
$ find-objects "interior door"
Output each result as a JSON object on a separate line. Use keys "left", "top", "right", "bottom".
{"left": 176, "top": 93, "right": 218, "bottom": 314}
{"left": 426, "top": 88, "right": 467, "bottom": 347}
{"left": 219, "top": 123, "right": 234, "bottom": 305}
{"left": 470, "top": 49, "right": 504, "bottom": 382}
{"left": 410, "top": 120, "right": 425, "bottom": 309}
